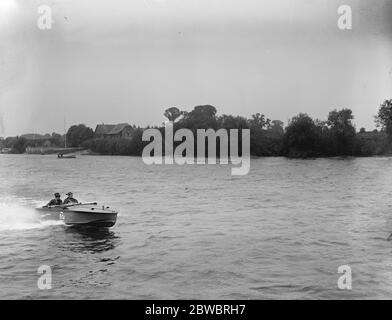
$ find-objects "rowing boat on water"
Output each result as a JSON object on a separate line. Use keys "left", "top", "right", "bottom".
{"left": 36, "top": 202, "right": 118, "bottom": 227}
{"left": 57, "top": 154, "right": 76, "bottom": 159}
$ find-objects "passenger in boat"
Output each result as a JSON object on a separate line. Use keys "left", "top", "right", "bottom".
{"left": 46, "top": 193, "right": 63, "bottom": 206}
{"left": 64, "top": 192, "right": 79, "bottom": 205}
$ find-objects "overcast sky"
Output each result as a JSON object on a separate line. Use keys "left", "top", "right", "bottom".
{"left": 1, "top": 0, "right": 391, "bottom": 136}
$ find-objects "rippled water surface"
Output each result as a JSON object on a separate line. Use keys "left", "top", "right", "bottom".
{"left": 1, "top": 154, "right": 392, "bottom": 299}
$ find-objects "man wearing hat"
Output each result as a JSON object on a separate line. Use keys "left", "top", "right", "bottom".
{"left": 46, "top": 193, "right": 63, "bottom": 207}
{"left": 64, "top": 192, "right": 79, "bottom": 205}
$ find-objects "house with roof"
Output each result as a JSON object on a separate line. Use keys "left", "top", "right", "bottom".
{"left": 94, "top": 123, "right": 134, "bottom": 139}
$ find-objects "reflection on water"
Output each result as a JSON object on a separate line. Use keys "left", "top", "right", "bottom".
{"left": 60, "top": 227, "right": 120, "bottom": 254}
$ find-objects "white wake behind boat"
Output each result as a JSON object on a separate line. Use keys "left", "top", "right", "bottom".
{"left": 36, "top": 202, "right": 118, "bottom": 228}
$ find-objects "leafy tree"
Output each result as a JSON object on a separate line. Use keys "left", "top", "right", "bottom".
{"left": 4, "top": 137, "right": 16, "bottom": 148}
{"left": 327, "top": 108, "right": 354, "bottom": 128}
{"left": 283, "top": 113, "right": 321, "bottom": 157}
{"left": 11, "top": 137, "right": 27, "bottom": 154}
{"left": 326, "top": 108, "right": 356, "bottom": 155}
{"left": 217, "top": 114, "right": 249, "bottom": 129}
{"left": 180, "top": 105, "right": 218, "bottom": 130}
{"left": 51, "top": 132, "right": 63, "bottom": 147}
{"left": 164, "top": 107, "right": 182, "bottom": 122}
{"left": 355, "top": 130, "right": 389, "bottom": 156}
{"left": 375, "top": 99, "right": 392, "bottom": 139}
{"left": 248, "top": 117, "right": 282, "bottom": 156}
{"left": 269, "top": 120, "right": 284, "bottom": 135}
{"left": 248, "top": 113, "right": 271, "bottom": 130}
{"left": 66, "top": 124, "right": 94, "bottom": 147}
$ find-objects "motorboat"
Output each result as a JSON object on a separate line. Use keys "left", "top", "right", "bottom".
{"left": 36, "top": 202, "right": 118, "bottom": 227}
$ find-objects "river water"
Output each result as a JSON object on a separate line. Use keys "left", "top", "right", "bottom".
{"left": 1, "top": 154, "right": 392, "bottom": 299}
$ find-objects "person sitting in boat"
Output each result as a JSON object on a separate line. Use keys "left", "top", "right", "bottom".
{"left": 64, "top": 192, "right": 79, "bottom": 205}
{"left": 46, "top": 193, "right": 63, "bottom": 206}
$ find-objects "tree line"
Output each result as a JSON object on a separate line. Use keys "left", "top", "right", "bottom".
{"left": 2, "top": 99, "right": 392, "bottom": 158}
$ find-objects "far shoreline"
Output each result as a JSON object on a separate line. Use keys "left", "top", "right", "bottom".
{"left": 2, "top": 151, "right": 392, "bottom": 160}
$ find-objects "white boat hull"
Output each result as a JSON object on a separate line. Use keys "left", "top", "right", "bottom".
{"left": 36, "top": 204, "right": 118, "bottom": 228}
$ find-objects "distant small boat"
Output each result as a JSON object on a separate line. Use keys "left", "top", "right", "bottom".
{"left": 58, "top": 123, "right": 76, "bottom": 158}
{"left": 36, "top": 202, "right": 118, "bottom": 228}
{"left": 57, "top": 154, "right": 76, "bottom": 159}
